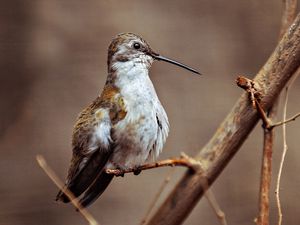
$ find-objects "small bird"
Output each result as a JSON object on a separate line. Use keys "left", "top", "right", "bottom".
{"left": 56, "top": 33, "right": 200, "bottom": 208}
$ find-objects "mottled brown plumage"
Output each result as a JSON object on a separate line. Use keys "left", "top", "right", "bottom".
{"left": 56, "top": 33, "right": 200, "bottom": 208}
{"left": 57, "top": 86, "right": 126, "bottom": 203}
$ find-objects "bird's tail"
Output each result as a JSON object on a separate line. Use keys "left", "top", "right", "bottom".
{"left": 79, "top": 171, "right": 114, "bottom": 208}
{"left": 56, "top": 149, "right": 111, "bottom": 203}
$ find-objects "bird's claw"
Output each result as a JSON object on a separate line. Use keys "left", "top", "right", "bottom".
{"left": 133, "top": 168, "right": 141, "bottom": 175}
{"left": 115, "top": 167, "right": 125, "bottom": 177}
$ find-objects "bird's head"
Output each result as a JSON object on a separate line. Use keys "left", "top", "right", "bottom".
{"left": 107, "top": 33, "right": 200, "bottom": 75}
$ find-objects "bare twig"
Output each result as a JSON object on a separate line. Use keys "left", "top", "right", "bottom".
{"left": 146, "top": 13, "right": 300, "bottom": 225}
{"left": 202, "top": 182, "right": 227, "bottom": 225}
{"left": 140, "top": 168, "right": 175, "bottom": 225}
{"left": 236, "top": 75, "right": 260, "bottom": 108}
{"left": 236, "top": 76, "right": 271, "bottom": 128}
{"left": 267, "top": 3, "right": 298, "bottom": 222}
{"left": 106, "top": 154, "right": 201, "bottom": 176}
{"left": 236, "top": 75, "right": 300, "bottom": 130}
{"left": 236, "top": 72, "right": 299, "bottom": 225}
{"left": 237, "top": 75, "right": 273, "bottom": 225}
{"left": 36, "top": 155, "right": 99, "bottom": 225}
{"left": 275, "top": 88, "right": 288, "bottom": 225}
{"left": 276, "top": 71, "right": 299, "bottom": 225}
{"left": 271, "top": 112, "right": 300, "bottom": 128}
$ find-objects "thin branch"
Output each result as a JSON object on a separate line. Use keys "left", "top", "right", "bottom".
{"left": 236, "top": 76, "right": 271, "bottom": 128}
{"left": 236, "top": 72, "right": 299, "bottom": 225}
{"left": 203, "top": 184, "right": 227, "bottom": 225}
{"left": 140, "top": 168, "right": 175, "bottom": 225}
{"left": 36, "top": 155, "right": 99, "bottom": 225}
{"left": 237, "top": 72, "right": 299, "bottom": 225}
{"left": 276, "top": 71, "right": 299, "bottom": 225}
{"left": 105, "top": 154, "right": 201, "bottom": 176}
{"left": 236, "top": 75, "right": 300, "bottom": 130}
{"left": 237, "top": 75, "right": 274, "bottom": 225}
{"left": 275, "top": 87, "right": 288, "bottom": 225}
{"left": 270, "top": 112, "right": 300, "bottom": 128}
{"left": 236, "top": 75, "right": 260, "bottom": 108}
{"left": 146, "top": 13, "right": 300, "bottom": 225}
{"left": 256, "top": 99, "right": 278, "bottom": 225}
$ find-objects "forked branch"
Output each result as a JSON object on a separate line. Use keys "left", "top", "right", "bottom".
{"left": 146, "top": 12, "right": 300, "bottom": 225}
{"left": 236, "top": 74, "right": 300, "bottom": 225}
{"left": 236, "top": 75, "right": 300, "bottom": 130}
{"left": 271, "top": 112, "right": 300, "bottom": 128}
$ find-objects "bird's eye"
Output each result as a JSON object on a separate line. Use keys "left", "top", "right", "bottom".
{"left": 133, "top": 42, "right": 141, "bottom": 49}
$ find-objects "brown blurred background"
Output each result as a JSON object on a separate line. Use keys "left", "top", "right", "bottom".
{"left": 1, "top": 1, "right": 300, "bottom": 225}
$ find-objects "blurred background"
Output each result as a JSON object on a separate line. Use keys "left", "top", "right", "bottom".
{"left": 1, "top": 0, "right": 300, "bottom": 225}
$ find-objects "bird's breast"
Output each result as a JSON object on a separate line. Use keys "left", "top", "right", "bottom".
{"left": 107, "top": 71, "right": 167, "bottom": 169}
{"left": 114, "top": 82, "right": 160, "bottom": 149}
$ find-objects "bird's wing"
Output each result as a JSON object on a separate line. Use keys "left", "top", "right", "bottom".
{"left": 56, "top": 90, "right": 127, "bottom": 205}
{"left": 78, "top": 166, "right": 114, "bottom": 207}
{"left": 77, "top": 93, "right": 128, "bottom": 207}
{"left": 56, "top": 105, "right": 113, "bottom": 203}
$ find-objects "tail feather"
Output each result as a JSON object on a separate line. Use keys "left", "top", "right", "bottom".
{"left": 79, "top": 171, "right": 114, "bottom": 208}
{"left": 56, "top": 149, "right": 111, "bottom": 203}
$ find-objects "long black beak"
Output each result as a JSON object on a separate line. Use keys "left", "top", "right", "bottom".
{"left": 152, "top": 54, "right": 201, "bottom": 75}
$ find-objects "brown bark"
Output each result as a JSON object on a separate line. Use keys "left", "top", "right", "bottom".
{"left": 146, "top": 12, "right": 300, "bottom": 225}
{"left": 256, "top": 1, "right": 297, "bottom": 225}
{"left": 256, "top": 128, "right": 274, "bottom": 225}
{"left": 106, "top": 155, "right": 200, "bottom": 176}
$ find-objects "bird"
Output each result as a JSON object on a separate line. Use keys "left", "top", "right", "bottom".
{"left": 56, "top": 33, "right": 200, "bottom": 208}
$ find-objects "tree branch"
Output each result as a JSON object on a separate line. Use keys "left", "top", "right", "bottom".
{"left": 257, "top": 127, "right": 274, "bottom": 225}
{"left": 146, "top": 12, "right": 300, "bottom": 225}
{"left": 236, "top": 74, "right": 275, "bottom": 225}
{"left": 276, "top": 70, "right": 299, "bottom": 225}
{"left": 271, "top": 112, "right": 300, "bottom": 128}
{"left": 236, "top": 75, "right": 300, "bottom": 130}
{"left": 255, "top": 3, "right": 298, "bottom": 221}
{"left": 105, "top": 154, "right": 201, "bottom": 176}
{"left": 262, "top": 2, "right": 298, "bottom": 223}
{"left": 236, "top": 71, "right": 299, "bottom": 225}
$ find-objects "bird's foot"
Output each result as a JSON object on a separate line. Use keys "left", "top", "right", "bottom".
{"left": 133, "top": 167, "right": 142, "bottom": 176}
{"left": 105, "top": 166, "right": 125, "bottom": 177}
{"left": 115, "top": 167, "right": 125, "bottom": 177}
{"left": 105, "top": 165, "right": 142, "bottom": 176}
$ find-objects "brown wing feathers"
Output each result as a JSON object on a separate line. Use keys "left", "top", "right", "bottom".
{"left": 56, "top": 148, "right": 112, "bottom": 203}
{"left": 56, "top": 88, "right": 127, "bottom": 207}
